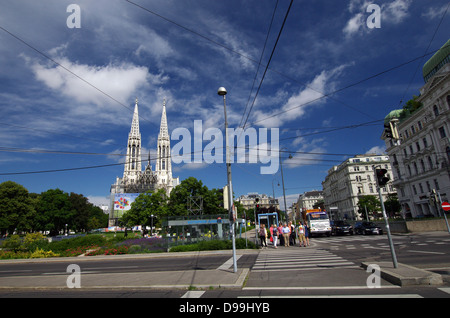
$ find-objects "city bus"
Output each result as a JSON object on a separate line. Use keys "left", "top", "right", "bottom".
{"left": 304, "top": 209, "right": 331, "bottom": 237}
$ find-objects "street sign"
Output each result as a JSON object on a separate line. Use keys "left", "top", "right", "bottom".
{"left": 442, "top": 202, "right": 450, "bottom": 211}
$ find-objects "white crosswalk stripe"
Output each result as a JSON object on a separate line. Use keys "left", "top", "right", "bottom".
{"left": 313, "top": 235, "right": 387, "bottom": 244}
{"left": 252, "top": 248, "right": 357, "bottom": 272}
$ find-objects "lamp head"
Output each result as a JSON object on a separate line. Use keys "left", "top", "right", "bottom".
{"left": 217, "top": 87, "right": 227, "bottom": 96}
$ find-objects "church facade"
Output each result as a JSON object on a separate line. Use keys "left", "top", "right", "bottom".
{"left": 109, "top": 99, "right": 179, "bottom": 225}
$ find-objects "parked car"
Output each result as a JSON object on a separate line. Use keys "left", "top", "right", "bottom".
{"left": 354, "top": 221, "right": 383, "bottom": 235}
{"left": 331, "top": 220, "right": 353, "bottom": 235}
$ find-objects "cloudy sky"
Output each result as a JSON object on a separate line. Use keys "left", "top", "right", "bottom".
{"left": 0, "top": 0, "right": 449, "bottom": 209}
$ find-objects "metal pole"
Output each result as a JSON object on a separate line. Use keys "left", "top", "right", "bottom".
{"left": 280, "top": 151, "right": 288, "bottom": 222}
{"left": 219, "top": 88, "right": 237, "bottom": 273}
{"left": 436, "top": 191, "right": 450, "bottom": 234}
{"left": 378, "top": 182, "right": 398, "bottom": 268}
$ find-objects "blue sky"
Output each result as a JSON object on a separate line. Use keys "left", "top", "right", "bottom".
{"left": 0, "top": 0, "right": 449, "bottom": 210}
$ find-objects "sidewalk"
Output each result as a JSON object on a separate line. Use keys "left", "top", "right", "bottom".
{"left": 0, "top": 230, "right": 446, "bottom": 290}
{"left": 0, "top": 249, "right": 256, "bottom": 290}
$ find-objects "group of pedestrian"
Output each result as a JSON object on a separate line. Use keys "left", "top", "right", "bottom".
{"left": 258, "top": 221, "right": 310, "bottom": 248}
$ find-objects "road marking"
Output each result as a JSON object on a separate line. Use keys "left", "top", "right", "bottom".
{"left": 217, "top": 255, "right": 241, "bottom": 270}
{"left": 438, "top": 288, "right": 450, "bottom": 295}
{"left": 181, "top": 291, "right": 205, "bottom": 298}
{"left": 243, "top": 285, "right": 400, "bottom": 291}
{"left": 240, "top": 294, "right": 421, "bottom": 298}
{"left": 0, "top": 270, "right": 32, "bottom": 273}
{"left": 406, "top": 250, "right": 445, "bottom": 255}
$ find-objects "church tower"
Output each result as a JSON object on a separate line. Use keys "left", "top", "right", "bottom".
{"left": 155, "top": 99, "right": 174, "bottom": 193}
{"left": 123, "top": 98, "right": 141, "bottom": 184}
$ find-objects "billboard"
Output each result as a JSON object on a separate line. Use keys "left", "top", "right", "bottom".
{"left": 113, "top": 193, "right": 140, "bottom": 218}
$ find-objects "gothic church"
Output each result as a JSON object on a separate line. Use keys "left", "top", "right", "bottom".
{"left": 109, "top": 99, "right": 179, "bottom": 225}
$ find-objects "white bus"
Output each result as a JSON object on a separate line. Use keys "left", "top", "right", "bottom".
{"left": 305, "top": 210, "right": 331, "bottom": 237}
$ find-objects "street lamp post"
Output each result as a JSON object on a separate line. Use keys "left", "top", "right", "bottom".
{"left": 279, "top": 147, "right": 292, "bottom": 223}
{"left": 218, "top": 87, "right": 237, "bottom": 273}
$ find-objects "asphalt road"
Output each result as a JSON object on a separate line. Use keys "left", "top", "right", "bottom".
{"left": 0, "top": 232, "right": 449, "bottom": 300}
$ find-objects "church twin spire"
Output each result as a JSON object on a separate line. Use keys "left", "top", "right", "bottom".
{"left": 122, "top": 97, "right": 173, "bottom": 192}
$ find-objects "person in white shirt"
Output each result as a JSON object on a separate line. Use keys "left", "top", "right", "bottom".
{"left": 282, "top": 223, "right": 290, "bottom": 247}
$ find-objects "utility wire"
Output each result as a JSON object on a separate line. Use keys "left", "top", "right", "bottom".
{"left": 241, "top": 0, "right": 293, "bottom": 131}
{"left": 0, "top": 25, "right": 154, "bottom": 125}
{"left": 238, "top": 0, "right": 279, "bottom": 129}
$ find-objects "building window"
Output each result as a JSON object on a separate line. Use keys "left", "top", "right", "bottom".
{"left": 416, "top": 142, "right": 420, "bottom": 152}
{"left": 428, "top": 156, "right": 433, "bottom": 170}
{"left": 433, "top": 105, "right": 439, "bottom": 117}
{"left": 411, "top": 125, "right": 415, "bottom": 134}
{"left": 439, "top": 126, "right": 447, "bottom": 139}
{"left": 447, "top": 147, "right": 450, "bottom": 164}
{"left": 434, "top": 179, "right": 440, "bottom": 191}
{"left": 412, "top": 185, "right": 417, "bottom": 195}
{"left": 447, "top": 95, "right": 450, "bottom": 109}
{"left": 418, "top": 121, "right": 422, "bottom": 130}
{"left": 423, "top": 137, "right": 428, "bottom": 148}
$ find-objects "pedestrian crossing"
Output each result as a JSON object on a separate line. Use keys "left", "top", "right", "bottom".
{"left": 252, "top": 247, "right": 357, "bottom": 272}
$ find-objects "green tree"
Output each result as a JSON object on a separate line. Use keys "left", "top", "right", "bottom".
{"left": 36, "top": 189, "right": 73, "bottom": 236}
{"left": 68, "top": 192, "right": 108, "bottom": 232}
{"left": 167, "top": 177, "right": 228, "bottom": 216}
{"left": 357, "top": 195, "right": 381, "bottom": 220}
{"left": 121, "top": 189, "right": 168, "bottom": 228}
{"left": 167, "top": 177, "right": 208, "bottom": 215}
{"left": 0, "top": 181, "right": 36, "bottom": 235}
{"left": 384, "top": 194, "right": 401, "bottom": 218}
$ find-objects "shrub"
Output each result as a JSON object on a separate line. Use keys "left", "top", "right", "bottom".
{"left": 29, "top": 248, "right": 60, "bottom": 258}
{"left": 117, "top": 237, "right": 166, "bottom": 253}
{"left": 2, "top": 235, "right": 23, "bottom": 252}
{"left": 169, "top": 238, "right": 257, "bottom": 252}
{"left": 0, "top": 250, "right": 30, "bottom": 259}
{"left": 47, "top": 235, "right": 107, "bottom": 253}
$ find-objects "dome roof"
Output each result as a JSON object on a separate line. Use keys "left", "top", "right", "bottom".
{"left": 384, "top": 109, "right": 403, "bottom": 124}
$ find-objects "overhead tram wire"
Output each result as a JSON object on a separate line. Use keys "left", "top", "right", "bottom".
{"left": 240, "top": 0, "right": 293, "bottom": 132}
{"left": 238, "top": 0, "right": 279, "bottom": 129}
{"left": 0, "top": 25, "right": 154, "bottom": 125}
{"left": 397, "top": 2, "right": 449, "bottom": 109}
{"left": 247, "top": 47, "right": 448, "bottom": 127}
{"left": 127, "top": 1, "right": 447, "bottom": 128}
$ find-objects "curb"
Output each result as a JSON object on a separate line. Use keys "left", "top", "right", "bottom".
{"left": 361, "top": 261, "right": 443, "bottom": 286}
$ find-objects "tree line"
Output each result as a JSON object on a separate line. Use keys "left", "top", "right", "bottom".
{"left": 120, "top": 177, "right": 272, "bottom": 229}
{"left": 0, "top": 181, "right": 108, "bottom": 237}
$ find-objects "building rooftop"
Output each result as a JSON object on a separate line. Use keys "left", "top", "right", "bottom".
{"left": 423, "top": 38, "right": 450, "bottom": 83}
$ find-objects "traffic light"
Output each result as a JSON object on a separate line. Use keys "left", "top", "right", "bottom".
{"left": 375, "top": 168, "right": 390, "bottom": 187}
{"left": 384, "top": 123, "right": 393, "bottom": 139}
{"left": 255, "top": 197, "right": 260, "bottom": 210}
{"left": 384, "top": 121, "right": 399, "bottom": 140}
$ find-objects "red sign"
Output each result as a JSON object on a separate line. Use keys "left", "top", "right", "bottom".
{"left": 442, "top": 202, "right": 450, "bottom": 211}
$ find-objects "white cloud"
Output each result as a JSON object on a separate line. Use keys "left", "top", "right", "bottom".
{"left": 365, "top": 145, "right": 386, "bottom": 155}
{"left": 30, "top": 57, "right": 150, "bottom": 108}
{"left": 253, "top": 65, "right": 349, "bottom": 128}
{"left": 422, "top": 4, "right": 449, "bottom": 20}
{"left": 343, "top": 13, "right": 365, "bottom": 36}
{"left": 343, "top": 0, "right": 412, "bottom": 37}
{"left": 87, "top": 195, "right": 110, "bottom": 207}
